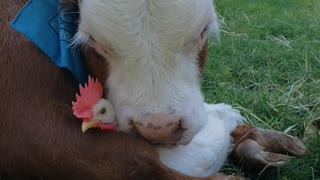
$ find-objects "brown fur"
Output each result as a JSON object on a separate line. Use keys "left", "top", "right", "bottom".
{"left": 0, "top": 0, "right": 234, "bottom": 179}
{"left": 198, "top": 41, "right": 208, "bottom": 76}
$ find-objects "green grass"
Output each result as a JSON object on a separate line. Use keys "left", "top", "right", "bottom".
{"left": 202, "top": 0, "right": 320, "bottom": 179}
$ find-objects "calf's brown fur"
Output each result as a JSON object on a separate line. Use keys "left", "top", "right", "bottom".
{"left": 0, "top": 1, "right": 232, "bottom": 179}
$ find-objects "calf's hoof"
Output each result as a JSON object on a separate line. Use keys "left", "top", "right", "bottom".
{"left": 231, "top": 125, "right": 307, "bottom": 170}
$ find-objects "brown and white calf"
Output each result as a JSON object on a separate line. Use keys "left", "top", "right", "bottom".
{"left": 0, "top": 0, "right": 306, "bottom": 179}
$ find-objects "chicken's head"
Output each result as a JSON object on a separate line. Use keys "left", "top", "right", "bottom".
{"left": 72, "top": 76, "right": 117, "bottom": 132}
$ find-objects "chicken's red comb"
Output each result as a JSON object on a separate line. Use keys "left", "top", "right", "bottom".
{"left": 72, "top": 76, "right": 103, "bottom": 119}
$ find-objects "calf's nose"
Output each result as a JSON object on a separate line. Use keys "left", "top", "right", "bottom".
{"left": 131, "top": 113, "right": 185, "bottom": 145}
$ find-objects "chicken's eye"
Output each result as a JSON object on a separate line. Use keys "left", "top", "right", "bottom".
{"left": 99, "top": 108, "right": 106, "bottom": 114}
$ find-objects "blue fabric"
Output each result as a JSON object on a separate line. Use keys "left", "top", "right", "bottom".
{"left": 11, "top": 0, "right": 88, "bottom": 85}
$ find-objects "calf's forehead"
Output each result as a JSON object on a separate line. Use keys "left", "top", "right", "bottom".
{"left": 77, "top": 0, "right": 215, "bottom": 54}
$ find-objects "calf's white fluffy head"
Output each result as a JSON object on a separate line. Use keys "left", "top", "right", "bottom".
{"left": 74, "top": 0, "right": 219, "bottom": 145}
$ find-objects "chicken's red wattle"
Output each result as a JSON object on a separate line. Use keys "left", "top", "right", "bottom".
{"left": 98, "top": 123, "right": 117, "bottom": 132}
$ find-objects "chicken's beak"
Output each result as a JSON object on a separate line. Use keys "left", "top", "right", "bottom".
{"left": 81, "top": 120, "right": 101, "bottom": 133}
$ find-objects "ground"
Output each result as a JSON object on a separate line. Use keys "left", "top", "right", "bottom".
{"left": 203, "top": 0, "right": 320, "bottom": 179}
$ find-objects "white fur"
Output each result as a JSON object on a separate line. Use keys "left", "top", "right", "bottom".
{"left": 157, "top": 103, "right": 244, "bottom": 177}
{"left": 74, "top": 0, "right": 219, "bottom": 144}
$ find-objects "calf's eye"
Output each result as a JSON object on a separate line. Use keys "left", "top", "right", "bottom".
{"left": 200, "top": 25, "right": 209, "bottom": 39}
